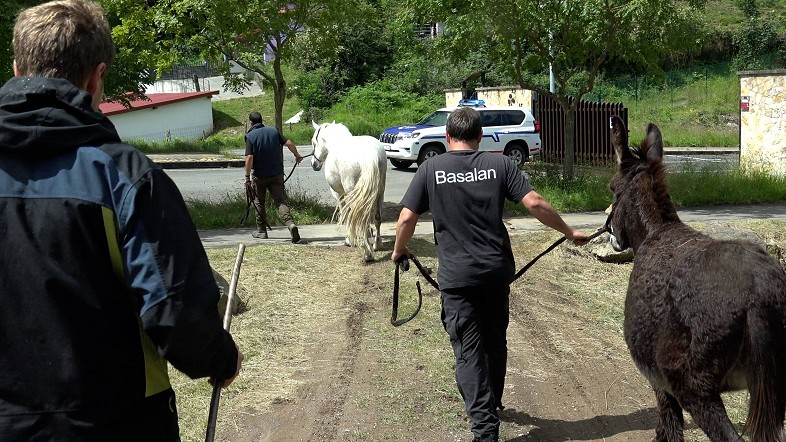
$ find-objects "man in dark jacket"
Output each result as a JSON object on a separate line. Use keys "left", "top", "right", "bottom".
{"left": 244, "top": 111, "right": 303, "bottom": 242}
{"left": 0, "top": 0, "right": 242, "bottom": 440}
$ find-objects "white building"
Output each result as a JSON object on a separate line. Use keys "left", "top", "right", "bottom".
{"left": 100, "top": 91, "right": 219, "bottom": 143}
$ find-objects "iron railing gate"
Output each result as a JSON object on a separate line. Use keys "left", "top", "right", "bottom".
{"left": 534, "top": 93, "right": 628, "bottom": 165}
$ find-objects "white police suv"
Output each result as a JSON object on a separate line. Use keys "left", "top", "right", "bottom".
{"left": 379, "top": 101, "right": 541, "bottom": 169}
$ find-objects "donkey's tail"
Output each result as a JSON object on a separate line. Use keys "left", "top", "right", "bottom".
{"left": 337, "top": 155, "right": 381, "bottom": 250}
{"left": 744, "top": 308, "right": 786, "bottom": 442}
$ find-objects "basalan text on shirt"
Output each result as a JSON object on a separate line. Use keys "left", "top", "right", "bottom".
{"left": 435, "top": 168, "right": 497, "bottom": 184}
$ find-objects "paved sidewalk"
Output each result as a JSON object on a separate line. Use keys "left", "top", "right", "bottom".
{"left": 199, "top": 203, "right": 786, "bottom": 249}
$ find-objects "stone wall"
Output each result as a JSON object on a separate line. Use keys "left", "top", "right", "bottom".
{"left": 739, "top": 70, "right": 786, "bottom": 175}
{"left": 444, "top": 86, "right": 535, "bottom": 109}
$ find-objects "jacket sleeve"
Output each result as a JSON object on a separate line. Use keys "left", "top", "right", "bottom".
{"left": 121, "top": 167, "right": 238, "bottom": 380}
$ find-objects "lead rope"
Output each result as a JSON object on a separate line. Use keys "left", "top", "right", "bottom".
{"left": 391, "top": 216, "right": 612, "bottom": 326}
{"left": 240, "top": 152, "right": 315, "bottom": 227}
{"left": 283, "top": 152, "right": 314, "bottom": 184}
{"left": 391, "top": 256, "right": 437, "bottom": 327}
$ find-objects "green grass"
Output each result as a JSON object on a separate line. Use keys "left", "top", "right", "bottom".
{"left": 504, "top": 161, "right": 786, "bottom": 216}
{"left": 185, "top": 187, "right": 334, "bottom": 230}
{"left": 590, "top": 65, "right": 741, "bottom": 147}
{"left": 701, "top": 0, "right": 786, "bottom": 35}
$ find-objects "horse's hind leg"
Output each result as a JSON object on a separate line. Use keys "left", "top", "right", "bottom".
{"left": 653, "top": 388, "right": 684, "bottom": 442}
{"left": 373, "top": 201, "right": 382, "bottom": 251}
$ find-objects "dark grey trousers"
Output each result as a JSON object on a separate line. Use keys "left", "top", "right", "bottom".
{"left": 441, "top": 284, "right": 510, "bottom": 440}
{"left": 252, "top": 174, "right": 294, "bottom": 230}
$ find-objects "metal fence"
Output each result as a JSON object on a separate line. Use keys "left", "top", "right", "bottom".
{"left": 158, "top": 63, "right": 223, "bottom": 81}
{"left": 534, "top": 93, "right": 628, "bottom": 165}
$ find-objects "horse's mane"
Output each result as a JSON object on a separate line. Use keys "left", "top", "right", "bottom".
{"left": 324, "top": 122, "right": 353, "bottom": 138}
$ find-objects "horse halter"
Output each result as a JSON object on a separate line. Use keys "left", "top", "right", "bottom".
{"left": 311, "top": 126, "right": 327, "bottom": 162}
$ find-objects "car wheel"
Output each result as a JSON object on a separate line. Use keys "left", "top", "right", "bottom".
{"left": 390, "top": 159, "right": 413, "bottom": 169}
{"left": 505, "top": 143, "right": 528, "bottom": 167}
{"left": 417, "top": 145, "right": 443, "bottom": 165}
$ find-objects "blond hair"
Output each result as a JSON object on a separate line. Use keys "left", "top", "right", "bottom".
{"left": 12, "top": 0, "right": 115, "bottom": 87}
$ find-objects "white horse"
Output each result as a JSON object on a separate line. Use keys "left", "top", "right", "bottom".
{"left": 310, "top": 121, "right": 387, "bottom": 262}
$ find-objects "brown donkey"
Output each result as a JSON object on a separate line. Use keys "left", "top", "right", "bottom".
{"left": 607, "top": 115, "right": 786, "bottom": 441}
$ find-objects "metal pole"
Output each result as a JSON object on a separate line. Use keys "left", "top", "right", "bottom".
{"left": 549, "top": 31, "right": 555, "bottom": 93}
{"left": 205, "top": 243, "right": 246, "bottom": 442}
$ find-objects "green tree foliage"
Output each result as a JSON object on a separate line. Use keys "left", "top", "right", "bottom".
{"left": 290, "top": 6, "right": 395, "bottom": 110}
{"left": 399, "top": 0, "right": 706, "bottom": 177}
{"left": 151, "top": 0, "right": 346, "bottom": 132}
{"left": 733, "top": 0, "right": 779, "bottom": 69}
{"left": 0, "top": 0, "right": 34, "bottom": 84}
{"left": 100, "top": 0, "right": 165, "bottom": 102}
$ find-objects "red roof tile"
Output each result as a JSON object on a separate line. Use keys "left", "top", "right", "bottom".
{"left": 100, "top": 91, "right": 220, "bottom": 116}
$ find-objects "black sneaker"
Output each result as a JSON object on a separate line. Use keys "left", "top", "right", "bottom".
{"left": 288, "top": 225, "right": 300, "bottom": 243}
{"left": 252, "top": 230, "right": 268, "bottom": 239}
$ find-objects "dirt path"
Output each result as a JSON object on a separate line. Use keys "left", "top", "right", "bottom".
{"left": 208, "top": 220, "right": 786, "bottom": 442}
{"left": 214, "top": 237, "right": 669, "bottom": 442}
{"left": 501, "top": 283, "right": 655, "bottom": 441}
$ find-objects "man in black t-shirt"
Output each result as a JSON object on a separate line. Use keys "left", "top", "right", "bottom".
{"left": 244, "top": 111, "right": 303, "bottom": 242}
{"left": 392, "top": 107, "right": 588, "bottom": 442}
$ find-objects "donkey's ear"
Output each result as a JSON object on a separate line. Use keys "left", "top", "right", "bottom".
{"left": 644, "top": 123, "right": 664, "bottom": 161}
{"left": 610, "top": 116, "right": 634, "bottom": 165}
{"left": 312, "top": 120, "right": 320, "bottom": 130}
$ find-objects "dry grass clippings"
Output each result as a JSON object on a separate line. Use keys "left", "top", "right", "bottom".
{"left": 170, "top": 220, "right": 786, "bottom": 441}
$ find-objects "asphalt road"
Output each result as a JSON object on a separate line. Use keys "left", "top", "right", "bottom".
{"left": 166, "top": 146, "right": 415, "bottom": 205}
{"left": 165, "top": 148, "right": 741, "bottom": 204}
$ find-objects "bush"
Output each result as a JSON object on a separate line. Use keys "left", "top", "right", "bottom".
{"left": 292, "top": 66, "right": 346, "bottom": 110}
{"left": 323, "top": 81, "right": 443, "bottom": 137}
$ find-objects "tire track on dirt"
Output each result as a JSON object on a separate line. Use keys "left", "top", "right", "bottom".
{"left": 501, "top": 285, "right": 655, "bottom": 441}
{"left": 307, "top": 295, "right": 370, "bottom": 441}
{"left": 224, "top": 271, "right": 375, "bottom": 442}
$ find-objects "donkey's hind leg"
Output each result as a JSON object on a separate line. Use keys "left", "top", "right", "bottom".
{"left": 680, "top": 393, "right": 743, "bottom": 442}
{"left": 653, "top": 388, "right": 684, "bottom": 442}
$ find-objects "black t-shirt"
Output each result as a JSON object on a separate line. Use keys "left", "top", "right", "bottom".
{"left": 244, "top": 124, "right": 288, "bottom": 178}
{"left": 401, "top": 150, "right": 533, "bottom": 289}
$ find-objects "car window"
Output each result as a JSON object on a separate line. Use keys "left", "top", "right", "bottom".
{"left": 502, "top": 110, "right": 526, "bottom": 126}
{"left": 417, "top": 111, "right": 451, "bottom": 126}
{"left": 480, "top": 111, "right": 503, "bottom": 127}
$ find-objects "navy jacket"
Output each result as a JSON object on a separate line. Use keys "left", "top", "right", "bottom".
{"left": 0, "top": 77, "right": 237, "bottom": 440}
{"left": 244, "top": 123, "right": 288, "bottom": 178}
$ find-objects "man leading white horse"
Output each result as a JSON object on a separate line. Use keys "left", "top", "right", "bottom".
{"left": 244, "top": 111, "right": 303, "bottom": 242}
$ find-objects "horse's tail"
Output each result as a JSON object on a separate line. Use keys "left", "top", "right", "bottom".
{"left": 337, "top": 153, "right": 382, "bottom": 249}
{"left": 744, "top": 308, "right": 786, "bottom": 442}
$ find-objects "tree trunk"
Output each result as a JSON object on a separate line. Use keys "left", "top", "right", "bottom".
{"left": 272, "top": 56, "right": 286, "bottom": 133}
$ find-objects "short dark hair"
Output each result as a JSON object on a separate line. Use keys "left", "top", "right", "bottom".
{"left": 249, "top": 112, "right": 263, "bottom": 125}
{"left": 13, "top": 0, "right": 115, "bottom": 87}
{"left": 446, "top": 107, "right": 482, "bottom": 142}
